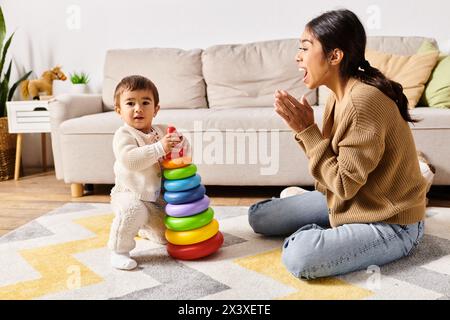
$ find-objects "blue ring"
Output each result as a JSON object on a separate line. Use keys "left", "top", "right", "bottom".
{"left": 164, "top": 174, "right": 201, "bottom": 192}
{"left": 164, "top": 185, "right": 206, "bottom": 205}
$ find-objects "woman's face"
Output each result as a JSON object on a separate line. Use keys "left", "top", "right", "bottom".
{"left": 296, "top": 29, "right": 331, "bottom": 89}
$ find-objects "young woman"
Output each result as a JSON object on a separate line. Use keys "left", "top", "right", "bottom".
{"left": 248, "top": 9, "right": 427, "bottom": 279}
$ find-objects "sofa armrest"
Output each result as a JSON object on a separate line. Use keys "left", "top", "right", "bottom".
{"left": 49, "top": 94, "right": 103, "bottom": 180}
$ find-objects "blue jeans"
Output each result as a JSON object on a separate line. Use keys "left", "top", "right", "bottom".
{"left": 248, "top": 191, "right": 424, "bottom": 280}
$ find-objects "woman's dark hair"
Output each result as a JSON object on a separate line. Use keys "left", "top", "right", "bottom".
{"left": 306, "top": 9, "right": 417, "bottom": 122}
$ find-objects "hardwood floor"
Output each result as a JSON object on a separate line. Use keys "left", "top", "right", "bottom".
{"left": 0, "top": 169, "right": 449, "bottom": 237}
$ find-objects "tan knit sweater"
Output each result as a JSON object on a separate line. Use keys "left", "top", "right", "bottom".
{"left": 295, "top": 80, "right": 427, "bottom": 227}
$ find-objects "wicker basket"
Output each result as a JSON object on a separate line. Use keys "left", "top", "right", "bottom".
{"left": 0, "top": 117, "right": 17, "bottom": 181}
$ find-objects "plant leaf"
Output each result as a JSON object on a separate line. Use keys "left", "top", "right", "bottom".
{"left": 9, "top": 70, "right": 32, "bottom": 101}
{"left": 0, "top": 79, "right": 8, "bottom": 117}
{"left": 4, "top": 59, "right": 11, "bottom": 81}
{"left": 70, "top": 71, "right": 89, "bottom": 84}
{"left": 0, "top": 6, "right": 6, "bottom": 57}
{"left": 0, "top": 32, "right": 13, "bottom": 76}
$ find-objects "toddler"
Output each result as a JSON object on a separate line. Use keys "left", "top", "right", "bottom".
{"left": 108, "top": 75, "right": 187, "bottom": 270}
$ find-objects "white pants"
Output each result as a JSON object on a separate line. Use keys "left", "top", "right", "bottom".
{"left": 108, "top": 191, "right": 167, "bottom": 254}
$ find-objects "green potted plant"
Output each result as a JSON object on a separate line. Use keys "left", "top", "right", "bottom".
{"left": 69, "top": 71, "right": 90, "bottom": 94}
{"left": 0, "top": 5, "right": 32, "bottom": 180}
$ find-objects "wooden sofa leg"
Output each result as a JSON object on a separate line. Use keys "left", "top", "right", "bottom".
{"left": 71, "top": 183, "right": 84, "bottom": 198}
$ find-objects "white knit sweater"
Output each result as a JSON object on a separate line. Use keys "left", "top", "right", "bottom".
{"left": 111, "top": 123, "right": 167, "bottom": 201}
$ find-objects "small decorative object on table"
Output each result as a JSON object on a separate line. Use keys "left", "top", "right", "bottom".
{"left": 162, "top": 126, "right": 224, "bottom": 260}
{"left": 20, "top": 66, "right": 66, "bottom": 100}
{"left": 69, "top": 71, "right": 90, "bottom": 94}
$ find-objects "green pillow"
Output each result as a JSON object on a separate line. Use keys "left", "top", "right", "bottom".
{"left": 417, "top": 41, "right": 450, "bottom": 108}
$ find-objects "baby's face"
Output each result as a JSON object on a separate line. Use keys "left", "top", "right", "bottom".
{"left": 116, "top": 89, "right": 160, "bottom": 133}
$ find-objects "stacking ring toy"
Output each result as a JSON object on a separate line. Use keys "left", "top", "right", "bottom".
{"left": 165, "top": 207, "right": 214, "bottom": 231}
{"left": 162, "top": 156, "right": 192, "bottom": 169}
{"left": 164, "top": 164, "right": 197, "bottom": 180}
{"left": 164, "top": 174, "right": 201, "bottom": 192}
{"left": 165, "top": 195, "right": 210, "bottom": 217}
{"left": 167, "top": 231, "right": 224, "bottom": 260}
{"left": 164, "top": 185, "right": 205, "bottom": 205}
{"left": 165, "top": 219, "right": 219, "bottom": 245}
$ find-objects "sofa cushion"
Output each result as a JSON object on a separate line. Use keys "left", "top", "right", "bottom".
{"left": 318, "top": 36, "right": 439, "bottom": 105}
{"left": 156, "top": 107, "right": 326, "bottom": 132}
{"left": 202, "top": 39, "right": 316, "bottom": 108}
{"left": 102, "top": 48, "right": 207, "bottom": 111}
{"left": 417, "top": 41, "right": 450, "bottom": 109}
{"left": 366, "top": 36, "right": 438, "bottom": 55}
{"left": 365, "top": 49, "right": 439, "bottom": 108}
{"left": 409, "top": 107, "right": 450, "bottom": 129}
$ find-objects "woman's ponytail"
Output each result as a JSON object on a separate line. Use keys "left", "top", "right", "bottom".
{"left": 355, "top": 60, "right": 417, "bottom": 123}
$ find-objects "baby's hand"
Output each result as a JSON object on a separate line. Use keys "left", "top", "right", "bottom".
{"left": 161, "top": 133, "right": 182, "bottom": 154}
{"left": 166, "top": 126, "right": 184, "bottom": 142}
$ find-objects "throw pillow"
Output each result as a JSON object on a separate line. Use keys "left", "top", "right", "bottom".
{"left": 365, "top": 48, "right": 439, "bottom": 108}
{"left": 417, "top": 41, "right": 450, "bottom": 109}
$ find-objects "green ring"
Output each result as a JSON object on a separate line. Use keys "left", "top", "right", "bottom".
{"left": 164, "top": 164, "right": 197, "bottom": 180}
{"left": 164, "top": 207, "right": 214, "bottom": 231}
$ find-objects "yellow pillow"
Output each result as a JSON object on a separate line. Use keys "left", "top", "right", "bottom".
{"left": 365, "top": 49, "right": 439, "bottom": 108}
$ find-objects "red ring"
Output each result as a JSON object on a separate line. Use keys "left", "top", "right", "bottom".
{"left": 167, "top": 231, "right": 224, "bottom": 260}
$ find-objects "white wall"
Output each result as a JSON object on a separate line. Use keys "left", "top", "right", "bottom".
{"left": 2, "top": 0, "right": 450, "bottom": 168}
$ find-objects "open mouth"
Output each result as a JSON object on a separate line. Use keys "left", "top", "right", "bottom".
{"left": 134, "top": 116, "right": 144, "bottom": 120}
{"left": 300, "top": 68, "right": 308, "bottom": 82}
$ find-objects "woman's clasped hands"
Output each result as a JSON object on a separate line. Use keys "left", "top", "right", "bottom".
{"left": 274, "top": 90, "right": 315, "bottom": 133}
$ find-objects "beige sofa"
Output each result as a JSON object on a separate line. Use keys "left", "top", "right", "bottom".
{"left": 49, "top": 36, "right": 450, "bottom": 197}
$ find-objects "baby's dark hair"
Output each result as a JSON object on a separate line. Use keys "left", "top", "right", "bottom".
{"left": 114, "top": 75, "right": 159, "bottom": 107}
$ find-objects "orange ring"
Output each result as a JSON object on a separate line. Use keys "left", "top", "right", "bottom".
{"left": 162, "top": 156, "right": 192, "bottom": 169}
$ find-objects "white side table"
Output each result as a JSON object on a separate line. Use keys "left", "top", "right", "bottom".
{"left": 6, "top": 100, "right": 51, "bottom": 180}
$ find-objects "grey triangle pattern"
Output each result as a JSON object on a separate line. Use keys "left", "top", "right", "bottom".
{"left": 0, "top": 220, "right": 54, "bottom": 244}
{"left": 212, "top": 206, "right": 249, "bottom": 220}
{"left": 109, "top": 247, "right": 230, "bottom": 300}
{"left": 221, "top": 231, "right": 247, "bottom": 247}
{"left": 380, "top": 234, "right": 450, "bottom": 297}
{"left": 46, "top": 203, "right": 101, "bottom": 215}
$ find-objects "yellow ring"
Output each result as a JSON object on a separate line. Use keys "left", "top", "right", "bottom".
{"left": 162, "top": 156, "right": 192, "bottom": 169}
{"left": 165, "top": 219, "right": 219, "bottom": 245}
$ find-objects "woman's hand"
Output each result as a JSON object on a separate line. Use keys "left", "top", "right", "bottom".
{"left": 161, "top": 133, "right": 182, "bottom": 153}
{"left": 274, "top": 90, "right": 315, "bottom": 133}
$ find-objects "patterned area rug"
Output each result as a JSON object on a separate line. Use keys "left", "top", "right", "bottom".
{"left": 0, "top": 203, "right": 449, "bottom": 300}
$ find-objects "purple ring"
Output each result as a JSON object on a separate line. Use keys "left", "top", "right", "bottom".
{"left": 165, "top": 196, "right": 210, "bottom": 217}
